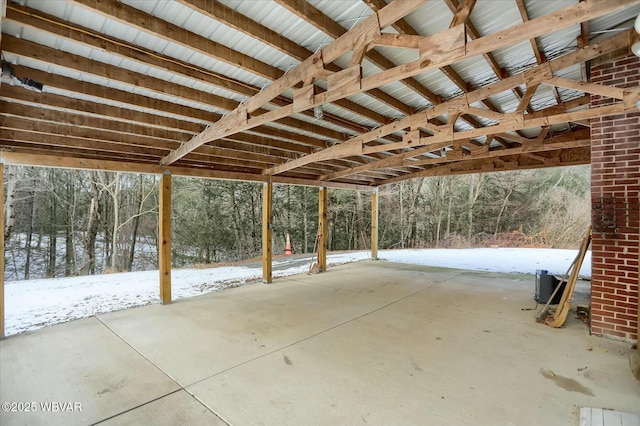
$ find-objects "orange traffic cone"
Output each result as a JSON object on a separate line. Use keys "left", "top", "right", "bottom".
{"left": 284, "top": 233, "right": 293, "bottom": 256}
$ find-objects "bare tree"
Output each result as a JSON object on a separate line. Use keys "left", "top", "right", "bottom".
{"left": 80, "top": 172, "right": 103, "bottom": 275}
{"left": 467, "top": 173, "right": 484, "bottom": 243}
{"left": 4, "top": 167, "right": 17, "bottom": 241}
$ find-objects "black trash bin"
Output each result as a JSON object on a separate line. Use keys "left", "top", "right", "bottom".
{"left": 536, "top": 274, "right": 566, "bottom": 304}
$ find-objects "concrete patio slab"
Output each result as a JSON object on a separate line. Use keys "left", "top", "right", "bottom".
{"left": 96, "top": 262, "right": 446, "bottom": 386}
{"left": 1, "top": 261, "right": 638, "bottom": 426}
{"left": 0, "top": 318, "right": 180, "bottom": 425}
{"left": 188, "top": 264, "right": 638, "bottom": 426}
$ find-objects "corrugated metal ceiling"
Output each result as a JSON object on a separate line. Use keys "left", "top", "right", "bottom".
{"left": 1, "top": 0, "right": 638, "bottom": 187}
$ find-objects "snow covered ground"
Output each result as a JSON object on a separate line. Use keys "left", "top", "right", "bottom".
{"left": 4, "top": 248, "right": 590, "bottom": 336}
{"left": 381, "top": 247, "right": 591, "bottom": 277}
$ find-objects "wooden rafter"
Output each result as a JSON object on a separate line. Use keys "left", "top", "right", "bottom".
{"left": 6, "top": 2, "right": 414, "bottom": 175}
{"left": 321, "top": 126, "right": 589, "bottom": 181}
{"left": 443, "top": 0, "right": 534, "bottom": 114}
{"left": 450, "top": 0, "right": 478, "bottom": 28}
{"left": 1, "top": 0, "right": 638, "bottom": 189}
{"left": 179, "top": 0, "right": 396, "bottom": 123}
{"left": 0, "top": 104, "right": 192, "bottom": 141}
{"left": 70, "top": 0, "right": 393, "bottom": 127}
{"left": 362, "top": 95, "right": 634, "bottom": 155}
{"left": 0, "top": 151, "right": 376, "bottom": 191}
{"left": 0, "top": 115, "right": 295, "bottom": 168}
{"left": 363, "top": 0, "right": 504, "bottom": 136}
{"left": 2, "top": 65, "right": 357, "bottom": 163}
{"left": 162, "top": 0, "right": 632, "bottom": 167}
{"left": 276, "top": 0, "right": 442, "bottom": 107}
{"left": 0, "top": 118, "right": 390, "bottom": 182}
{"left": 5, "top": 3, "right": 257, "bottom": 98}
{"left": 0, "top": 90, "right": 404, "bottom": 182}
{"left": 4, "top": 59, "right": 359, "bottom": 145}
{"left": 71, "top": 0, "right": 280, "bottom": 81}
{"left": 8, "top": 3, "right": 406, "bottom": 148}
{"left": 1, "top": 36, "right": 241, "bottom": 109}
{"left": 379, "top": 146, "right": 591, "bottom": 184}
{"left": 514, "top": 0, "right": 565, "bottom": 110}
{"left": 0, "top": 87, "right": 203, "bottom": 134}
{"left": 4, "top": 9, "right": 390, "bottom": 138}
{"left": 577, "top": 0, "right": 591, "bottom": 82}
{"left": 0, "top": 87, "right": 332, "bottom": 156}
{"left": 10, "top": 94, "right": 400, "bottom": 180}
{"left": 1, "top": 101, "right": 364, "bottom": 181}
{"left": 263, "top": 28, "right": 635, "bottom": 177}
{"left": 185, "top": 0, "right": 415, "bottom": 116}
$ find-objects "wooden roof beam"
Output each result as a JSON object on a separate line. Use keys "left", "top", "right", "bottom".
{"left": 514, "top": 0, "right": 546, "bottom": 64}
{"left": 443, "top": 0, "right": 534, "bottom": 114}
{"left": 181, "top": 0, "right": 414, "bottom": 117}
{"left": 0, "top": 87, "right": 335, "bottom": 154}
{"left": 407, "top": 135, "right": 589, "bottom": 169}
{"left": 10, "top": 2, "right": 386, "bottom": 144}
{"left": 5, "top": 62, "right": 355, "bottom": 147}
{"left": 364, "top": 95, "right": 635, "bottom": 155}
{"left": 4, "top": 7, "right": 391, "bottom": 142}
{"left": 5, "top": 2, "right": 258, "bottom": 97}
{"left": 577, "top": 0, "right": 591, "bottom": 83}
{"left": 365, "top": 0, "right": 498, "bottom": 132}
{"left": 323, "top": 125, "right": 588, "bottom": 181}
{"left": 274, "top": 0, "right": 440, "bottom": 107}
{"left": 162, "top": 0, "right": 430, "bottom": 164}
{"left": 262, "top": 28, "right": 635, "bottom": 175}
{"left": 1, "top": 36, "right": 241, "bottom": 110}
{"left": 178, "top": 0, "right": 309, "bottom": 61}
{"left": 0, "top": 85, "right": 204, "bottom": 134}
{"left": 4, "top": 82, "right": 340, "bottom": 159}
{"left": 378, "top": 147, "right": 590, "bottom": 184}
{"left": 449, "top": 0, "right": 478, "bottom": 28}
{"left": 0, "top": 112, "right": 322, "bottom": 166}
{"left": 0, "top": 88, "right": 332, "bottom": 162}
{"left": 1, "top": 1, "right": 428, "bottom": 166}
{"left": 0, "top": 107, "right": 191, "bottom": 143}
{"left": 71, "top": 0, "right": 281, "bottom": 81}
{"left": 168, "top": 0, "right": 630, "bottom": 166}
{"left": 0, "top": 117, "right": 308, "bottom": 170}
{"left": 514, "top": 0, "right": 564, "bottom": 109}
{"left": 363, "top": 0, "right": 503, "bottom": 130}
{"left": 9, "top": 65, "right": 217, "bottom": 122}
{"left": 0, "top": 152, "right": 375, "bottom": 191}
{"left": 0, "top": 129, "right": 377, "bottom": 182}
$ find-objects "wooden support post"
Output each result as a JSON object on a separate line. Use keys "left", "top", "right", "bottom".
{"left": 318, "top": 187, "right": 328, "bottom": 272}
{"left": 371, "top": 189, "right": 379, "bottom": 260}
{"left": 262, "top": 180, "right": 273, "bottom": 283}
{"left": 159, "top": 171, "right": 171, "bottom": 304}
{"left": 0, "top": 163, "right": 4, "bottom": 338}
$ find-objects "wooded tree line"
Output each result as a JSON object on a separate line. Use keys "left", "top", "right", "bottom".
{"left": 3, "top": 165, "right": 590, "bottom": 280}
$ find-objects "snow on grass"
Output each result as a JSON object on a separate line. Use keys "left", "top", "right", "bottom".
{"left": 378, "top": 248, "right": 591, "bottom": 277}
{"left": 4, "top": 252, "right": 370, "bottom": 336}
{"left": 4, "top": 248, "right": 589, "bottom": 336}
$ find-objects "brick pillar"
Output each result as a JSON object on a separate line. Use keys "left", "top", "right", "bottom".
{"left": 590, "top": 54, "right": 639, "bottom": 342}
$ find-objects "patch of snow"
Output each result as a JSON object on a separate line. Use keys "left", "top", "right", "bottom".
{"left": 4, "top": 248, "right": 589, "bottom": 336}
{"left": 378, "top": 248, "right": 591, "bottom": 277}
